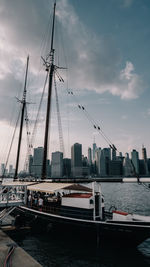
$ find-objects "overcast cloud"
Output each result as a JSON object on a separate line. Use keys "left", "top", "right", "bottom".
{"left": 0, "top": 0, "right": 145, "bottom": 124}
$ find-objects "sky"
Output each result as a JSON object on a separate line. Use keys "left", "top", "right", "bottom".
{"left": 0, "top": 0, "right": 150, "bottom": 169}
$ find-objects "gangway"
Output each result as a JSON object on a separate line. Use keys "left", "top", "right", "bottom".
{"left": 0, "top": 206, "right": 16, "bottom": 225}
{"left": 0, "top": 184, "right": 27, "bottom": 208}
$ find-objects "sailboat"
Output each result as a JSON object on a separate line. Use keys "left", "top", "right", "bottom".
{"left": 2, "top": 1, "right": 150, "bottom": 247}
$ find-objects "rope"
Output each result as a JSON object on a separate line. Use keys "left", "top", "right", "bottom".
{"left": 54, "top": 73, "right": 65, "bottom": 155}
{"left": 4, "top": 244, "right": 17, "bottom": 267}
{"left": 30, "top": 72, "right": 49, "bottom": 149}
{"left": 67, "top": 88, "right": 118, "bottom": 152}
{"left": 3, "top": 109, "right": 21, "bottom": 178}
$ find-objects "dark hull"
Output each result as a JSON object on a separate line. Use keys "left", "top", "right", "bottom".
{"left": 15, "top": 206, "right": 150, "bottom": 247}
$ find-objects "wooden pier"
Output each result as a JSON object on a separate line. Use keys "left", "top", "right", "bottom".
{"left": 0, "top": 230, "right": 42, "bottom": 267}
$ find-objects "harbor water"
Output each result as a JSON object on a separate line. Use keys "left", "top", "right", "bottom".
{"left": 9, "top": 182, "right": 150, "bottom": 267}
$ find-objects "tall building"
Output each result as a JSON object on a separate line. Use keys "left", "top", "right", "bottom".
{"left": 123, "top": 153, "right": 134, "bottom": 176}
{"left": 88, "top": 147, "right": 92, "bottom": 165}
{"left": 95, "top": 148, "right": 101, "bottom": 175}
{"left": 51, "top": 151, "right": 63, "bottom": 178}
{"left": 93, "top": 142, "right": 97, "bottom": 162}
{"left": 95, "top": 148, "right": 111, "bottom": 176}
{"left": 63, "top": 158, "right": 71, "bottom": 177}
{"left": 142, "top": 145, "right": 149, "bottom": 175}
{"left": 28, "top": 155, "right": 33, "bottom": 175}
{"left": 1, "top": 163, "right": 5, "bottom": 176}
{"left": 131, "top": 149, "right": 139, "bottom": 175}
{"left": 139, "top": 159, "right": 146, "bottom": 175}
{"left": 109, "top": 160, "right": 122, "bottom": 175}
{"left": 103, "top": 148, "right": 111, "bottom": 175}
{"left": 32, "top": 147, "right": 44, "bottom": 178}
{"left": 71, "top": 143, "right": 82, "bottom": 177}
{"left": 112, "top": 148, "right": 116, "bottom": 161}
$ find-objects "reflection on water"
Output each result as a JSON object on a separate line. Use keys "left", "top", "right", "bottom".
{"left": 9, "top": 183, "right": 150, "bottom": 267}
{"left": 10, "top": 230, "right": 150, "bottom": 267}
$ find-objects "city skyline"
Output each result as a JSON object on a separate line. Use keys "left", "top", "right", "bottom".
{"left": 0, "top": 0, "right": 150, "bottom": 168}
{"left": 1, "top": 142, "right": 150, "bottom": 175}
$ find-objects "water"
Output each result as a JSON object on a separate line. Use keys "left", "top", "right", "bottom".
{"left": 9, "top": 183, "right": 150, "bottom": 267}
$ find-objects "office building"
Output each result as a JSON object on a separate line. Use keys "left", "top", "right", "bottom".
{"left": 109, "top": 160, "right": 122, "bottom": 175}
{"left": 51, "top": 151, "right": 63, "bottom": 178}
{"left": 63, "top": 158, "right": 71, "bottom": 177}
{"left": 123, "top": 153, "right": 134, "bottom": 176}
{"left": 1, "top": 163, "right": 5, "bottom": 176}
{"left": 33, "top": 147, "right": 44, "bottom": 178}
{"left": 71, "top": 143, "right": 82, "bottom": 177}
{"left": 131, "top": 149, "right": 139, "bottom": 175}
{"left": 88, "top": 147, "right": 92, "bottom": 165}
{"left": 93, "top": 142, "right": 97, "bottom": 162}
{"left": 112, "top": 148, "right": 116, "bottom": 161}
{"left": 28, "top": 155, "right": 33, "bottom": 175}
{"left": 142, "top": 146, "right": 149, "bottom": 175}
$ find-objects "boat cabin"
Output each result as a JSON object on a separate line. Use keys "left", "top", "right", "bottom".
{"left": 26, "top": 182, "right": 105, "bottom": 221}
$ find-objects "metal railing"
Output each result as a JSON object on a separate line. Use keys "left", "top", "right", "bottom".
{"left": 28, "top": 203, "right": 94, "bottom": 220}
{"left": 0, "top": 185, "right": 27, "bottom": 207}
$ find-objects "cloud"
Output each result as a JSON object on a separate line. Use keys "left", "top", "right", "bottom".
{"left": 122, "top": 115, "right": 127, "bottom": 120}
{"left": 0, "top": 0, "right": 145, "bottom": 127}
{"left": 111, "top": 61, "right": 144, "bottom": 99}
{"left": 147, "top": 109, "right": 150, "bottom": 116}
{"left": 56, "top": 0, "right": 144, "bottom": 100}
{"left": 122, "top": 0, "right": 134, "bottom": 8}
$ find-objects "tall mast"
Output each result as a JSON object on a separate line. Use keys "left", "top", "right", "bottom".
{"left": 14, "top": 56, "right": 29, "bottom": 180}
{"left": 42, "top": 2, "right": 56, "bottom": 179}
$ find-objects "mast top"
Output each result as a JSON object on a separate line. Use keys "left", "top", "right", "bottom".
{"left": 41, "top": 0, "right": 57, "bottom": 179}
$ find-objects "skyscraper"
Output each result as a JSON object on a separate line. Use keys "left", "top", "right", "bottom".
{"left": 95, "top": 147, "right": 101, "bottom": 175}
{"left": 63, "top": 158, "right": 71, "bottom": 177}
{"left": 112, "top": 148, "right": 116, "bottom": 161}
{"left": 28, "top": 155, "right": 33, "bottom": 175}
{"left": 33, "top": 147, "right": 44, "bottom": 177}
{"left": 93, "top": 142, "right": 97, "bottom": 162}
{"left": 88, "top": 147, "right": 92, "bottom": 165}
{"left": 131, "top": 149, "right": 139, "bottom": 175}
{"left": 51, "top": 151, "right": 63, "bottom": 178}
{"left": 1, "top": 163, "right": 5, "bottom": 176}
{"left": 71, "top": 143, "right": 82, "bottom": 177}
{"left": 123, "top": 153, "right": 134, "bottom": 176}
{"left": 142, "top": 145, "right": 149, "bottom": 175}
{"left": 95, "top": 148, "right": 111, "bottom": 176}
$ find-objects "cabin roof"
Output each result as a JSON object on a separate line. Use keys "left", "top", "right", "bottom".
{"left": 27, "top": 182, "right": 92, "bottom": 194}
{"left": 64, "top": 184, "right": 92, "bottom": 192}
{"left": 2, "top": 181, "right": 36, "bottom": 186}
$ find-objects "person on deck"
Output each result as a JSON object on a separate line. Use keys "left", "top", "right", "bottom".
{"left": 38, "top": 197, "right": 43, "bottom": 211}
{"left": 28, "top": 194, "right": 32, "bottom": 207}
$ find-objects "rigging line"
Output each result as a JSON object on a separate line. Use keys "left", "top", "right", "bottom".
{"left": 84, "top": 108, "right": 117, "bottom": 150}
{"left": 3, "top": 109, "right": 21, "bottom": 178}
{"left": 54, "top": 73, "right": 65, "bottom": 155}
{"left": 56, "top": 14, "right": 68, "bottom": 70}
{"left": 67, "top": 88, "right": 117, "bottom": 150}
{"left": 66, "top": 71, "right": 70, "bottom": 156}
{"left": 30, "top": 72, "right": 49, "bottom": 148}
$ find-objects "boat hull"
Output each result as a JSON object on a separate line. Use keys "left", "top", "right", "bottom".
{"left": 14, "top": 206, "right": 150, "bottom": 247}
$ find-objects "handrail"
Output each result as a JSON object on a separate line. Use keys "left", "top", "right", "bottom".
{"left": 28, "top": 203, "right": 94, "bottom": 220}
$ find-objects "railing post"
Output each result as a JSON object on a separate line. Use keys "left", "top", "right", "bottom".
{"left": 92, "top": 182, "right": 95, "bottom": 221}
{"left": 24, "top": 185, "right": 27, "bottom": 204}
{"left": 6, "top": 186, "right": 9, "bottom": 206}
